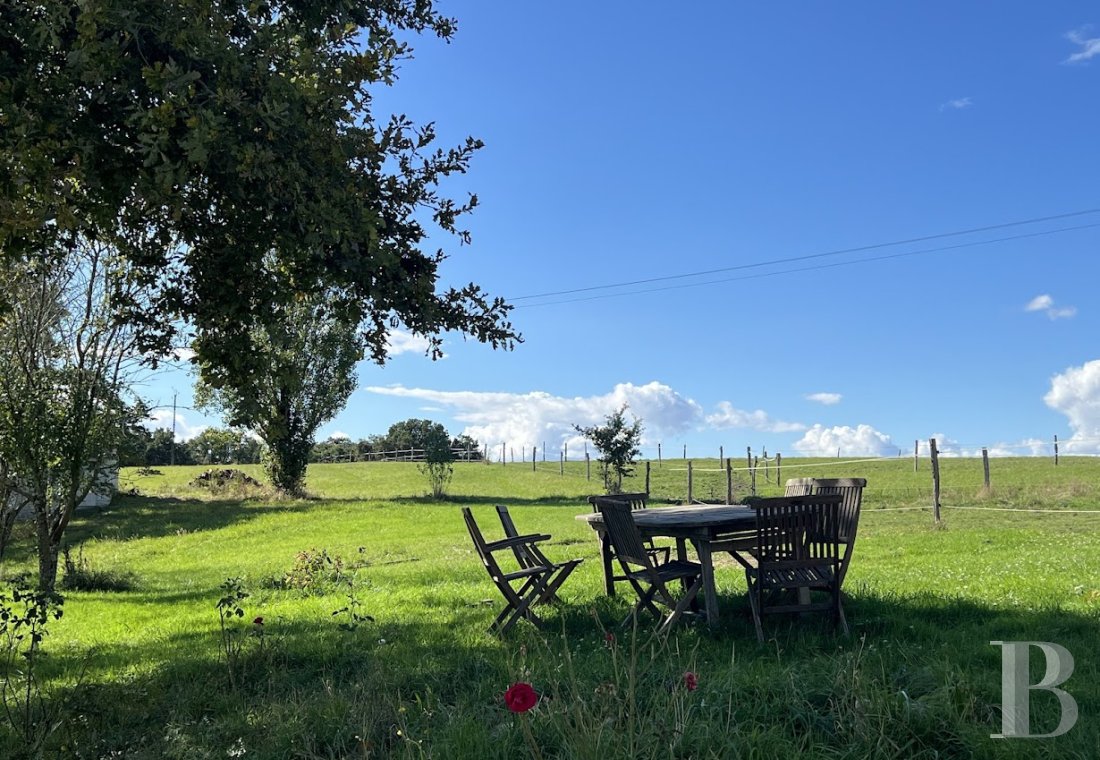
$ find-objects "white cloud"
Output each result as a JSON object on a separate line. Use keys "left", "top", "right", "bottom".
{"left": 364, "top": 381, "right": 705, "bottom": 450}
{"left": 792, "top": 424, "right": 897, "bottom": 457}
{"left": 329, "top": 431, "right": 351, "bottom": 440}
{"left": 1025, "top": 294, "right": 1053, "bottom": 312}
{"left": 387, "top": 328, "right": 445, "bottom": 358}
{"left": 1065, "top": 28, "right": 1100, "bottom": 63}
{"left": 805, "top": 392, "right": 842, "bottom": 406}
{"left": 143, "top": 409, "right": 207, "bottom": 442}
{"left": 706, "top": 402, "right": 805, "bottom": 433}
{"left": 1044, "top": 359, "right": 1100, "bottom": 453}
{"left": 1025, "top": 293, "right": 1076, "bottom": 320}
{"left": 939, "top": 96, "right": 973, "bottom": 111}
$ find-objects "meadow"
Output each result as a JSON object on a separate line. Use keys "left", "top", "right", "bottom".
{"left": 2, "top": 457, "right": 1099, "bottom": 758}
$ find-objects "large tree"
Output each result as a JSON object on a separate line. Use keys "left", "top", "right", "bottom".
{"left": 195, "top": 295, "right": 362, "bottom": 494}
{"left": 2, "top": 0, "right": 518, "bottom": 386}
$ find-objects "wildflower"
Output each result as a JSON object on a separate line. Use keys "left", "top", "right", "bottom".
{"left": 604, "top": 632, "right": 615, "bottom": 646}
{"left": 683, "top": 671, "right": 698, "bottom": 691}
{"left": 253, "top": 617, "right": 264, "bottom": 626}
{"left": 505, "top": 682, "right": 538, "bottom": 713}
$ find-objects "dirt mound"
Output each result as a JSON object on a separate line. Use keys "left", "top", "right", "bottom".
{"left": 189, "top": 468, "right": 263, "bottom": 490}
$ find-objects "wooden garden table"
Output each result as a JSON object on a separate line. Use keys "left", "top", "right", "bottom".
{"left": 577, "top": 504, "right": 757, "bottom": 629}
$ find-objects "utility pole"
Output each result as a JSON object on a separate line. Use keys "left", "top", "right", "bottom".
{"left": 171, "top": 390, "right": 178, "bottom": 466}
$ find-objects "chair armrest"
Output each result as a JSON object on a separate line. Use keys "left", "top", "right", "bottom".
{"left": 484, "top": 534, "right": 553, "bottom": 552}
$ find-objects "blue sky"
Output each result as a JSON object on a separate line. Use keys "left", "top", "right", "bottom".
{"left": 145, "top": 2, "right": 1100, "bottom": 460}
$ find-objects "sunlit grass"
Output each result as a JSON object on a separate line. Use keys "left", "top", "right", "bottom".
{"left": 1, "top": 460, "right": 1098, "bottom": 757}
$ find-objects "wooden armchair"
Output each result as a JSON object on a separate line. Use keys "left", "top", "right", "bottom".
{"left": 592, "top": 497, "right": 702, "bottom": 634}
{"left": 805, "top": 478, "right": 866, "bottom": 590}
{"left": 744, "top": 495, "right": 848, "bottom": 642}
{"left": 462, "top": 507, "right": 582, "bottom": 635}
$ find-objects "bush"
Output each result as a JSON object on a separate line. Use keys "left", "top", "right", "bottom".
{"left": 59, "top": 544, "right": 136, "bottom": 592}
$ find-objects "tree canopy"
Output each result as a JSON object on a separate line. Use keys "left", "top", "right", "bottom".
{"left": 1, "top": 0, "right": 518, "bottom": 383}
{"left": 574, "top": 405, "right": 644, "bottom": 494}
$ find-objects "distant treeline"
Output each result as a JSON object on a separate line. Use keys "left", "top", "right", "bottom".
{"left": 119, "top": 418, "right": 481, "bottom": 466}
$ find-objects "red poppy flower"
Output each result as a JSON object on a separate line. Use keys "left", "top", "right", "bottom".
{"left": 683, "top": 671, "right": 698, "bottom": 691}
{"left": 253, "top": 617, "right": 264, "bottom": 626}
{"left": 504, "top": 682, "right": 538, "bottom": 713}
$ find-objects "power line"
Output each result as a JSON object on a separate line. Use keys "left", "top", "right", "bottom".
{"left": 509, "top": 207, "right": 1100, "bottom": 303}
{"left": 514, "top": 221, "right": 1100, "bottom": 309}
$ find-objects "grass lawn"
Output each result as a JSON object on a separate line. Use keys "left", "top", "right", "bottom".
{"left": 2, "top": 459, "right": 1099, "bottom": 758}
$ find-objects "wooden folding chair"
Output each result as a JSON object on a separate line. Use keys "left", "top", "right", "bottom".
{"left": 744, "top": 495, "right": 848, "bottom": 643}
{"left": 807, "top": 478, "right": 866, "bottom": 591}
{"left": 593, "top": 497, "right": 702, "bottom": 635}
{"left": 588, "top": 492, "right": 672, "bottom": 568}
{"left": 462, "top": 507, "right": 582, "bottom": 635}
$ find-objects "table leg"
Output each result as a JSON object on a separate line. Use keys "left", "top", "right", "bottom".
{"left": 694, "top": 540, "right": 719, "bottom": 629}
{"left": 599, "top": 530, "right": 616, "bottom": 597}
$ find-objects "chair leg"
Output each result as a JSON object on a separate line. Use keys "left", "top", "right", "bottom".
{"left": 535, "top": 560, "right": 582, "bottom": 607}
{"left": 745, "top": 574, "right": 765, "bottom": 643}
{"left": 656, "top": 577, "right": 702, "bottom": 636}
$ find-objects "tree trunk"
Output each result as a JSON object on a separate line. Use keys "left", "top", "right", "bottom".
{"left": 34, "top": 500, "right": 60, "bottom": 592}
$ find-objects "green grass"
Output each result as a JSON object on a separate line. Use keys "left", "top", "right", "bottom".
{"left": 2, "top": 459, "right": 1100, "bottom": 758}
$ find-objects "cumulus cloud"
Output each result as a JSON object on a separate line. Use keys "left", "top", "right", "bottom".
{"left": 805, "top": 392, "right": 842, "bottom": 406}
{"left": 1044, "top": 359, "right": 1100, "bottom": 453}
{"left": 387, "top": 328, "right": 443, "bottom": 358}
{"left": 1026, "top": 294, "right": 1076, "bottom": 320}
{"left": 364, "top": 381, "right": 705, "bottom": 451}
{"left": 792, "top": 424, "right": 897, "bottom": 457}
{"left": 939, "top": 96, "right": 973, "bottom": 111}
{"left": 144, "top": 409, "right": 207, "bottom": 441}
{"left": 706, "top": 402, "right": 805, "bottom": 433}
{"left": 328, "top": 431, "right": 351, "bottom": 440}
{"left": 1065, "top": 27, "right": 1100, "bottom": 63}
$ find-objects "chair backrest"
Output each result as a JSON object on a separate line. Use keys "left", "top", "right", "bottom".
{"left": 588, "top": 492, "right": 648, "bottom": 513}
{"left": 783, "top": 478, "right": 815, "bottom": 496}
{"left": 495, "top": 504, "right": 521, "bottom": 538}
{"left": 593, "top": 497, "right": 653, "bottom": 568}
{"left": 462, "top": 507, "right": 498, "bottom": 573}
{"left": 753, "top": 495, "right": 842, "bottom": 566}
{"left": 809, "top": 478, "right": 865, "bottom": 543}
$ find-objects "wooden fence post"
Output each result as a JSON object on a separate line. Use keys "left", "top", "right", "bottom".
{"left": 746, "top": 447, "right": 752, "bottom": 475}
{"left": 657, "top": 442, "right": 662, "bottom": 467}
{"left": 726, "top": 458, "right": 733, "bottom": 504}
{"left": 929, "top": 437, "right": 941, "bottom": 523}
{"left": 913, "top": 439, "right": 918, "bottom": 472}
{"left": 645, "top": 460, "right": 651, "bottom": 495}
{"left": 683, "top": 444, "right": 687, "bottom": 459}
{"left": 501, "top": 443, "right": 506, "bottom": 466}
{"left": 687, "top": 460, "right": 693, "bottom": 504}
{"left": 719, "top": 445, "right": 723, "bottom": 464}
{"left": 585, "top": 453, "right": 590, "bottom": 480}
{"left": 982, "top": 447, "right": 990, "bottom": 490}
{"left": 750, "top": 457, "right": 757, "bottom": 496}
{"left": 776, "top": 452, "right": 782, "bottom": 486}
{"left": 532, "top": 447, "right": 536, "bottom": 472}
{"left": 1054, "top": 434, "right": 1059, "bottom": 466}
{"left": 559, "top": 451, "right": 564, "bottom": 476}
{"left": 564, "top": 442, "right": 568, "bottom": 462}
{"left": 510, "top": 447, "right": 514, "bottom": 463}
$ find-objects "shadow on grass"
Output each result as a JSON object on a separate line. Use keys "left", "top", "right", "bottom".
{"left": 14, "top": 587, "right": 1099, "bottom": 758}
{"left": 59, "top": 494, "right": 326, "bottom": 546}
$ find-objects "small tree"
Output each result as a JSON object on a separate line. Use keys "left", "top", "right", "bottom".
{"left": 417, "top": 423, "right": 455, "bottom": 499}
{"left": 0, "top": 241, "right": 143, "bottom": 591}
{"left": 574, "top": 405, "right": 644, "bottom": 494}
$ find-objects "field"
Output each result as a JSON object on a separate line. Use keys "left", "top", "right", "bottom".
{"left": 2, "top": 458, "right": 1099, "bottom": 758}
